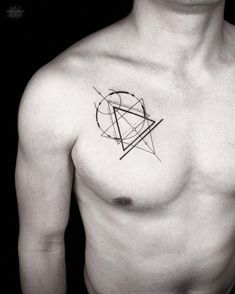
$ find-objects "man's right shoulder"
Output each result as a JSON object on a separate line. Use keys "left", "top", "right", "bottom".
{"left": 18, "top": 57, "right": 90, "bottom": 152}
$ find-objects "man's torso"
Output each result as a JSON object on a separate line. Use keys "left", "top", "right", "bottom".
{"left": 51, "top": 19, "right": 235, "bottom": 294}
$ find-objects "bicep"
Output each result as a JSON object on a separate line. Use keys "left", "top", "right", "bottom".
{"left": 16, "top": 144, "right": 73, "bottom": 245}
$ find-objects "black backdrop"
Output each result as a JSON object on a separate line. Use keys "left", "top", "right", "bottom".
{"left": 2, "top": 1, "right": 235, "bottom": 293}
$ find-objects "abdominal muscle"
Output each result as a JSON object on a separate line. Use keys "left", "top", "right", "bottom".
{"left": 77, "top": 189, "right": 235, "bottom": 294}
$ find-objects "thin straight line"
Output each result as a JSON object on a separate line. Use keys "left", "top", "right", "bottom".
{"left": 119, "top": 119, "right": 163, "bottom": 160}
{"left": 108, "top": 103, "right": 118, "bottom": 139}
{"left": 93, "top": 87, "right": 105, "bottom": 98}
{"left": 153, "top": 152, "right": 162, "bottom": 162}
{"left": 114, "top": 109, "right": 125, "bottom": 151}
{"left": 93, "top": 87, "right": 112, "bottom": 105}
{"left": 146, "top": 118, "right": 156, "bottom": 154}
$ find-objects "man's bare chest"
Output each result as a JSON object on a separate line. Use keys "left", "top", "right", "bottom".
{"left": 72, "top": 84, "right": 235, "bottom": 207}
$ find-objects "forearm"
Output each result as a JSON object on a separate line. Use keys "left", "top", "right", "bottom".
{"left": 18, "top": 243, "right": 66, "bottom": 294}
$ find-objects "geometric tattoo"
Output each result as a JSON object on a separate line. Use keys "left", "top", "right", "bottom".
{"left": 94, "top": 88, "right": 163, "bottom": 161}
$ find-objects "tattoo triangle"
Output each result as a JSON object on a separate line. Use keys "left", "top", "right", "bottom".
{"left": 113, "top": 106, "right": 157, "bottom": 152}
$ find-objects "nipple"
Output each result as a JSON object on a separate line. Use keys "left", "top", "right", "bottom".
{"left": 113, "top": 197, "right": 133, "bottom": 206}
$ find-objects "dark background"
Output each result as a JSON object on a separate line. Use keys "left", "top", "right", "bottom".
{"left": 2, "top": 0, "right": 235, "bottom": 293}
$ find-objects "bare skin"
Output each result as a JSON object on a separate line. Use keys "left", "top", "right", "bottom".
{"left": 15, "top": 0, "right": 235, "bottom": 293}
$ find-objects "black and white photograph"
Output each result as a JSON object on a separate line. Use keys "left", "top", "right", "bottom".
{"left": 2, "top": 0, "right": 235, "bottom": 293}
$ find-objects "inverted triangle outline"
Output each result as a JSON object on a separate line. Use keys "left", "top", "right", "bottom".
{"left": 110, "top": 104, "right": 150, "bottom": 143}
{"left": 113, "top": 106, "right": 156, "bottom": 151}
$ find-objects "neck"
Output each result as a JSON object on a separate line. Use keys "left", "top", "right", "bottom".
{"left": 128, "top": 0, "right": 226, "bottom": 68}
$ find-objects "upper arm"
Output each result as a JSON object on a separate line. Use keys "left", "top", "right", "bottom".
{"left": 15, "top": 67, "right": 77, "bottom": 249}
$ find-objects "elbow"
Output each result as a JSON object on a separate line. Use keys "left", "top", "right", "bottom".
{"left": 18, "top": 227, "right": 66, "bottom": 253}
